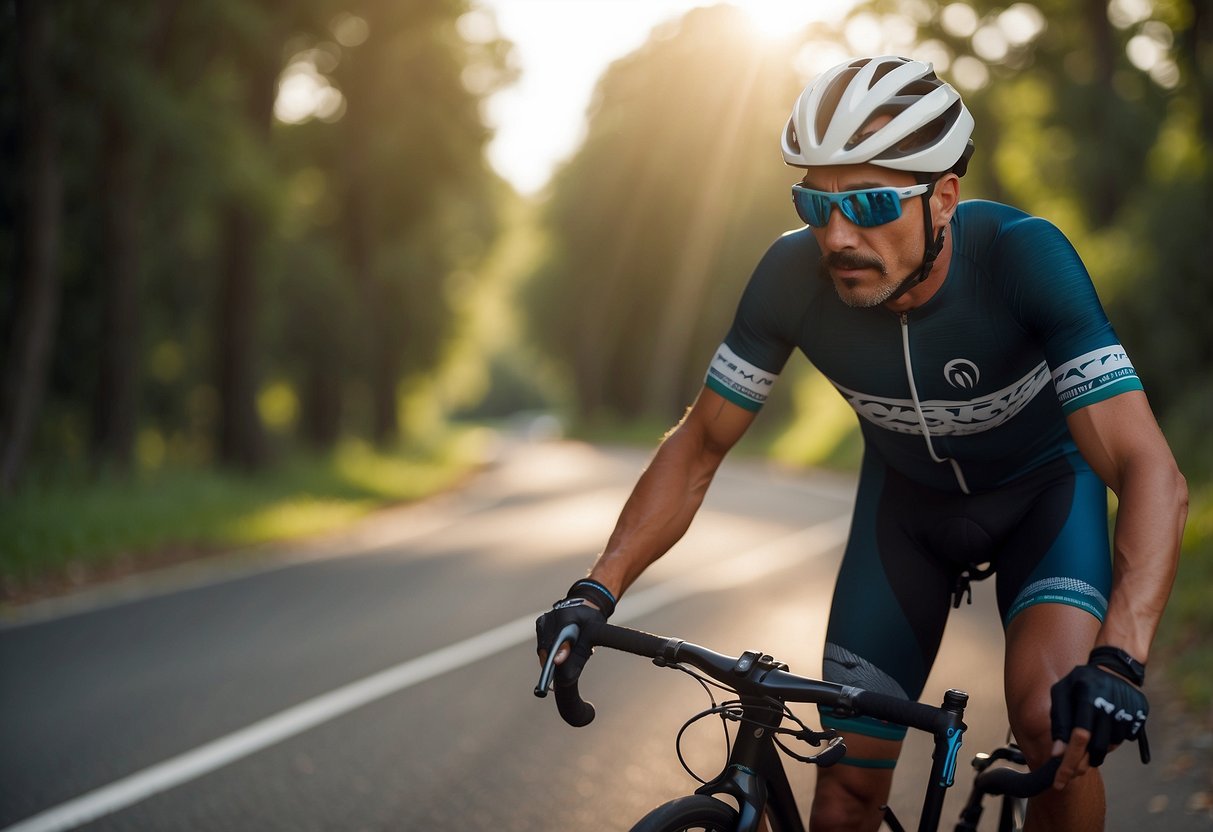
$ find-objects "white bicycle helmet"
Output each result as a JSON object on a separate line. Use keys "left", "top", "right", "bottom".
{"left": 782, "top": 56, "right": 974, "bottom": 176}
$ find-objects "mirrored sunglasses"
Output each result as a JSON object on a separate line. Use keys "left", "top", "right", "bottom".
{"left": 791, "top": 183, "right": 932, "bottom": 228}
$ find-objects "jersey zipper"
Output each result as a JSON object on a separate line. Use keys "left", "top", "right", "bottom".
{"left": 899, "top": 312, "right": 971, "bottom": 494}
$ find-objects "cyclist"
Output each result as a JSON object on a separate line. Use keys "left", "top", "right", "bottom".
{"left": 535, "top": 56, "right": 1187, "bottom": 831}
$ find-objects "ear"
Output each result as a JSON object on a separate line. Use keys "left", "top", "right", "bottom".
{"left": 931, "top": 173, "right": 961, "bottom": 227}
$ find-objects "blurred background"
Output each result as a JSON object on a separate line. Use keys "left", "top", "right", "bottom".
{"left": 1, "top": 0, "right": 1210, "bottom": 721}
{"left": 2, "top": 2, "right": 1212, "bottom": 829}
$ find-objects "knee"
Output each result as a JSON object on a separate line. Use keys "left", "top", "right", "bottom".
{"left": 1008, "top": 687, "right": 1055, "bottom": 768}
{"left": 810, "top": 767, "right": 889, "bottom": 831}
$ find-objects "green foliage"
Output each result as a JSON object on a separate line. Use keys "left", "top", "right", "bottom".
{"left": 525, "top": 6, "right": 807, "bottom": 424}
{"left": 2, "top": 0, "right": 516, "bottom": 484}
{"left": 1156, "top": 486, "right": 1213, "bottom": 711}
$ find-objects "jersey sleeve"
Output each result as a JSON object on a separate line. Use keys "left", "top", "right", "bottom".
{"left": 703, "top": 233, "right": 804, "bottom": 411}
{"left": 994, "top": 215, "right": 1144, "bottom": 416}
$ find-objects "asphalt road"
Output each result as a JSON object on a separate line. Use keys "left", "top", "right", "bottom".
{"left": 1, "top": 435, "right": 1208, "bottom": 831}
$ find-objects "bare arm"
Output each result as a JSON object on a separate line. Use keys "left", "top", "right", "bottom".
{"left": 1066, "top": 390, "right": 1188, "bottom": 663}
{"left": 586, "top": 387, "right": 758, "bottom": 599}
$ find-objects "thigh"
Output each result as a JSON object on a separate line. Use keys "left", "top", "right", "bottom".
{"left": 993, "top": 455, "right": 1110, "bottom": 763}
{"left": 821, "top": 456, "right": 954, "bottom": 745}
{"left": 994, "top": 453, "right": 1112, "bottom": 627}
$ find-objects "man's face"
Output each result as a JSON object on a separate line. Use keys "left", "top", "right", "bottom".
{"left": 800, "top": 163, "right": 929, "bottom": 309}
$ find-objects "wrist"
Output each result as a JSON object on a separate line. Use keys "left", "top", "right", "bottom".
{"left": 567, "top": 578, "right": 617, "bottom": 618}
{"left": 1089, "top": 645, "right": 1146, "bottom": 687}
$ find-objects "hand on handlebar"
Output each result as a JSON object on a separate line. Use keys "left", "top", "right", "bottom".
{"left": 535, "top": 598, "right": 606, "bottom": 681}
{"left": 534, "top": 579, "right": 616, "bottom": 690}
{"left": 1050, "top": 649, "right": 1150, "bottom": 788}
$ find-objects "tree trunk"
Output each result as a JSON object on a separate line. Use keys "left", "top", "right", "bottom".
{"left": 215, "top": 44, "right": 280, "bottom": 470}
{"left": 1085, "top": 0, "right": 1122, "bottom": 227}
{"left": 300, "top": 290, "right": 342, "bottom": 451}
{"left": 1185, "top": 0, "right": 1212, "bottom": 168}
{"left": 91, "top": 106, "right": 142, "bottom": 472}
{"left": 370, "top": 306, "right": 400, "bottom": 445}
{"left": 216, "top": 199, "right": 266, "bottom": 470}
{"left": 301, "top": 360, "right": 342, "bottom": 450}
{"left": 340, "top": 45, "right": 398, "bottom": 447}
{"left": 0, "top": 0, "right": 63, "bottom": 494}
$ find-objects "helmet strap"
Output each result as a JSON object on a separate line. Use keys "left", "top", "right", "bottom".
{"left": 884, "top": 187, "right": 945, "bottom": 305}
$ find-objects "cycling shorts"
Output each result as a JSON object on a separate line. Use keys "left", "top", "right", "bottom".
{"left": 819, "top": 451, "right": 1111, "bottom": 747}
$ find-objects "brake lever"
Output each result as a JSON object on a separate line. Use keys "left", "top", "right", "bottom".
{"left": 812, "top": 737, "right": 847, "bottom": 768}
{"left": 533, "top": 623, "right": 581, "bottom": 698}
{"left": 797, "top": 727, "right": 838, "bottom": 748}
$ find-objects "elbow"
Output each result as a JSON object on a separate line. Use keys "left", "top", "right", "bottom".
{"left": 1173, "top": 464, "right": 1190, "bottom": 526}
{"left": 1157, "top": 445, "right": 1190, "bottom": 512}
{"left": 1152, "top": 452, "right": 1188, "bottom": 527}
{"left": 1148, "top": 454, "right": 1190, "bottom": 547}
{"left": 1122, "top": 445, "right": 1189, "bottom": 519}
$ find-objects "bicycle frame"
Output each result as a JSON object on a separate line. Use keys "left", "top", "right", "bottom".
{"left": 690, "top": 691, "right": 968, "bottom": 832}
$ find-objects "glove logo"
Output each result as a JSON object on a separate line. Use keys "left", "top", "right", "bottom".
{"left": 1094, "top": 696, "right": 1140, "bottom": 724}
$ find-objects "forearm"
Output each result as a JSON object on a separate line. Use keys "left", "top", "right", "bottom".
{"left": 1096, "top": 456, "right": 1188, "bottom": 663}
{"left": 587, "top": 423, "right": 726, "bottom": 598}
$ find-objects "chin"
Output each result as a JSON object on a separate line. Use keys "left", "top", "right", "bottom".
{"left": 834, "top": 279, "right": 895, "bottom": 309}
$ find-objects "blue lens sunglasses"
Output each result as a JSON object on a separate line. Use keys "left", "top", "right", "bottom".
{"left": 791, "top": 183, "right": 932, "bottom": 228}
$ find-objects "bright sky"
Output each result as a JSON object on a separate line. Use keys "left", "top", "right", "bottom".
{"left": 474, "top": 0, "right": 856, "bottom": 195}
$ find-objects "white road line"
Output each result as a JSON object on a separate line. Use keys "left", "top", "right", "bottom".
{"left": 3, "top": 516, "right": 849, "bottom": 832}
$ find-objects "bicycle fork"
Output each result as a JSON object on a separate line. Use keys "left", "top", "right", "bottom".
{"left": 692, "top": 696, "right": 807, "bottom": 832}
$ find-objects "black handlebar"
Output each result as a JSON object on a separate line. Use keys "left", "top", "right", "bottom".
{"left": 534, "top": 620, "right": 1057, "bottom": 798}
{"left": 974, "top": 755, "right": 1061, "bottom": 798}
{"left": 538, "top": 622, "right": 955, "bottom": 734}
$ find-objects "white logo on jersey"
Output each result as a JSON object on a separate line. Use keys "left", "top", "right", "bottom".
{"left": 944, "top": 359, "right": 980, "bottom": 390}
{"left": 831, "top": 361, "right": 1051, "bottom": 437}
{"left": 1051, "top": 345, "right": 1138, "bottom": 407}
{"left": 706, "top": 343, "right": 779, "bottom": 406}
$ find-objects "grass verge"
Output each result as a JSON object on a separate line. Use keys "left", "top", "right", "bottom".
{"left": 1154, "top": 483, "right": 1213, "bottom": 715}
{"left": 0, "top": 430, "right": 492, "bottom": 603}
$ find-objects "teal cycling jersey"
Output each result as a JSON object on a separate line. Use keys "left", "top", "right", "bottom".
{"left": 705, "top": 199, "right": 1143, "bottom": 494}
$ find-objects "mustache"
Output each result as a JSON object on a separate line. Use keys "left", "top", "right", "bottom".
{"left": 822, "top": 251, "right": 886, "bottom": 274}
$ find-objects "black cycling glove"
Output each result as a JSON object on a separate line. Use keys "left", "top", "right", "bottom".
{"left": 1051, "top": 646, "right": 1150, "bottom": 766}
{"left": 534, "top": 579, "right": 616, "bottom": 688}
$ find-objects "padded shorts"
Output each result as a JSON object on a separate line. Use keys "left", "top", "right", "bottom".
{"left": 820, "top": 451, "right": 1111, "bottom": 746}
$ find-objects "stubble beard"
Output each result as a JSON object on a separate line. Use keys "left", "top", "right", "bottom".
{"left": 821, "top": 251, "right": 895, "bottom": 309}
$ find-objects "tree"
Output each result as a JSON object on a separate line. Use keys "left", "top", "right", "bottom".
{"left": 0, "top": 0, "right": 514, "bottom": 486}
{"left": 0, "top": 0, "right": 64, "bottom": 493}
{"left": 526, "top": 6, "right": 807, "bottom": 423}
{"left": 84, "top": 2, "right": 185, "bottom": 472}
{"left": 328, "top": 0, "right": 511, "bottom": 445}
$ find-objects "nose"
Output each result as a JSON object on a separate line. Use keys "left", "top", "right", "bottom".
{"left": 821, "top": 203, "right": 861, "bottom": 251}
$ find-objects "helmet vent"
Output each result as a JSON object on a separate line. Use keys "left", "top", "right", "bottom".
{"left": 867, "top": 58, "right": 904, "bottom": 88}
{"left": 815, "top": 66, "right": 857, "bottom": 143}
{"left": 784, "top": 119, "right": 800, "bottom": 155}
{"left": 883, "top": 100, "right": 962, "bottom": 160}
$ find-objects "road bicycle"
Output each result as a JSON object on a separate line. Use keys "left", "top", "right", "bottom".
{"left": 536, "top": 621, "right": 1058, "bottom": 832}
